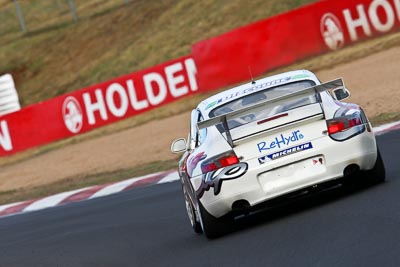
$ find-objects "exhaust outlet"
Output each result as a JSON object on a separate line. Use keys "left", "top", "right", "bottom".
{"left": 232, "top": 200, "right": 251, "bottom": 212}
{"left": 343, "top": 164, "right": 360, "bottom": 178}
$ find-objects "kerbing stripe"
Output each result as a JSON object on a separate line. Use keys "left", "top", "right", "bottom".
{"left": 88, "top": 179, "right": 140, "bottom": 199}
{"left": 122, "top": 173, "right": 168, "bottom": 192}
{"left": 23, "top": 187, "right": 90, "bottom": 212}
{"left": 0, "top": 201, "right": 24, "bottom": 213}
{"left": 0, "top": 200, "right": 36, "bottom": 216}
{"left": 89, "top": 171, "right": 169, "bottom": 199}
{"left": 59, "top": 184, "right": 109, "bottom": 205}
{"left": 157, "top": 171, "right": 180, "bottom": 184}
{"left": 373, "top": 121, "right": 400, "bottom": 135}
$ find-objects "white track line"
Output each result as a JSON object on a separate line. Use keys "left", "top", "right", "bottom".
{"left": 373, "top": 121, "right": 400, "bottom": 135}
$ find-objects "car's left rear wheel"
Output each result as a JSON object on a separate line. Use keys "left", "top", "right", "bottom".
{"left": 183, "top": 186, "right": 202, "bottom": 234}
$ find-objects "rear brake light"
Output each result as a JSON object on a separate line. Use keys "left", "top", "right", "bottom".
{"left": 327, "top": 121, "right": 346, "bottom": 134}
{"left": 201, "top": 152, "right": 239, "bottom": 173}
{"left": 348, "top": 117, "right": 362, "bottom": 127}
{"left": 327, "top": 116, "right": 362, "bottom": 135}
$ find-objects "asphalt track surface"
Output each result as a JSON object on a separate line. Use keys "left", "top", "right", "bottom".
{"left": 0, "top": 130, "right": 399, "bottom": 267}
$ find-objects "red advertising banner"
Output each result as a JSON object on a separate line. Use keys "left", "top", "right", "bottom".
{"left": 192, "top": 0, "right": 400, "bottom": 91}
{"left": 0, "top": 56, "right": 197, "bottom": 156}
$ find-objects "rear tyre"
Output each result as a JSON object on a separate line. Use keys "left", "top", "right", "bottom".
{"left": 366, "top": 149, "right": 386, "bottom": 184}
{"left": 183, "top": 187, "right": 202, "bottom": 234}
{"left": 197, "top": 200, "right": 233, "bottom": 239}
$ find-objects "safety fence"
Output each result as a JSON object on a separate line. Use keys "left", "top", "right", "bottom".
{"left": 1, "top": 0, "right": 132, "bottom": 34}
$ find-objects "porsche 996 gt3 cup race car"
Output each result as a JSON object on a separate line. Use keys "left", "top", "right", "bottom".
{"left": 171, "top": 70, "right": 385, "bottom": 239}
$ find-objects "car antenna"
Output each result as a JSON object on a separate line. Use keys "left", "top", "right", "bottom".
{"left": 248, "top": 66, "right": 256, "bottom": 84}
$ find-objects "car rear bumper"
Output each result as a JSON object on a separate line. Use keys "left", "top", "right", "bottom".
{"left": 196, "top": 130, "right": 377, "bottom": 218}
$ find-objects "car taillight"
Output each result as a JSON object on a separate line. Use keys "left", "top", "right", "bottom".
{"left": 201, "top": 152, "right": 239, "bottom": 173}
{"left": 327, "top": 121, "right": 345, "bottom": 134}
{"left": 327, "top": 117, "right": 362, "bottom": 135}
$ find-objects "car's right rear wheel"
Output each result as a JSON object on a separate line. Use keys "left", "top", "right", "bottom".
{"left": 196, "top": 200, "right": 233, "bottom": 239}
{"left": 366, "top": 148, "right": 386, "bottom": 184}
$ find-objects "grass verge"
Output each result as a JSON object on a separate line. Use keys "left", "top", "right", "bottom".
{"left": 370, "top": 112, "right": 400, "bottom": 127}
{"left": 0, "top": 157, "right": 179, "bottom": 205}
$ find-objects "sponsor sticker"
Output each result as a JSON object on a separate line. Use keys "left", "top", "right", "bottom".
{"left": 196, "top": 162, "right": 248, "bottom": 198}
{"left": 257, "top": 130, "right": 304, "bottom": 153}
{"left": 320, "top": 13, "right": 344, "bottom": 50}
{"left": 62, "top": 96, "right": 83, "bottom": 134}
{"left": 187, "top": 152, "right": 207, "bottom": 176}
{"left": 258, "top": 142, "right": 313, "bottom": 164}
{"left": 292, "top": 74, "right": 310, "bottom": 80}
{"left": 205, "top": 76, "right": 292, "bottom": 110}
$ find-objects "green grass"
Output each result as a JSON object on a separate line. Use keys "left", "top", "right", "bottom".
{"left": 370, "top": 112, "right": 400, "bottom": 127}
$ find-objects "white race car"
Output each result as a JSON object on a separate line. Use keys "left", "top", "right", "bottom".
{"left": 171, "top": 70, "right": 385, "bottom": 238}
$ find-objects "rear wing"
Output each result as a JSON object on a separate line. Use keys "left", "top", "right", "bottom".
{"left": 197, "top": 78, "right": 344, "bottom": 146}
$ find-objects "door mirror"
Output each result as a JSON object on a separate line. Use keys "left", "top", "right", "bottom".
{"left": 171, "top": 138, "right": 187, "bottom": 153}
{"left": 333, "top": 87, "right": 350, "bottom": 101}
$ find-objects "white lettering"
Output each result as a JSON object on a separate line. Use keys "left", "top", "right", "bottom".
{"left": 343, "top": 5, "right": 372, "bottom": 41}
{"left": 106, "top": 83, "right": 129, "bottom": 117}
{"left": 0, "top": 120, "right": 12, "bottom": 151}
{"left": 369, "top": 0, "right": 395, "bottom": 32}
{"left": 83, "top": 89, "right": 108, "bottom": 125}
{"left": 395, "top": 0, "right": 400, "bottom": 22}
{"left": 143, "top": 73, "right": 167, "bottom": 106}
{"left": 184, "top": 58, "right": 198, "bottom": 91}
{"left": 126, "top": 79, "right": 149, "bottom": 110}
{"left": 165, "top": 63, "right": 188, "bottom": 98}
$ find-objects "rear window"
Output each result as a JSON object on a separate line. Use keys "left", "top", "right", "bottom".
{"left": 209, "top": 80, "right": 317, "bottom": 129}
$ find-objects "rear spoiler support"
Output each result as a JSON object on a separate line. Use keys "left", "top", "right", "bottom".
{"left": 222, "top": 116, "right": 233, "bottom": 147}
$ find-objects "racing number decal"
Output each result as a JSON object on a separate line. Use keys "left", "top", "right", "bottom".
{"left": 196, "top": 163, "right": 248, "bottom": 198}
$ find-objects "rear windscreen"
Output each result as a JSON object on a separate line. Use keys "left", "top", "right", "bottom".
{"left": 209, "top": 80, "right": 317, "bottom": 129}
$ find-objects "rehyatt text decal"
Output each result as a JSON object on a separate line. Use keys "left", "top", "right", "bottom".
{"left": 257, "top": 130, "right": 304, "bottom": 153}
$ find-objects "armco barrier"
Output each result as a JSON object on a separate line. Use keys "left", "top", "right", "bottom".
{"left": 192, "top": 0, "right": 400, "bottom": 91}
{"left": 0, "top": 56, "right": 197, "bottom": 156}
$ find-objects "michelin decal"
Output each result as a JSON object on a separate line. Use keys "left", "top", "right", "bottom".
{"left": 258, "top": 142, "right": 313, "bottom": 164}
